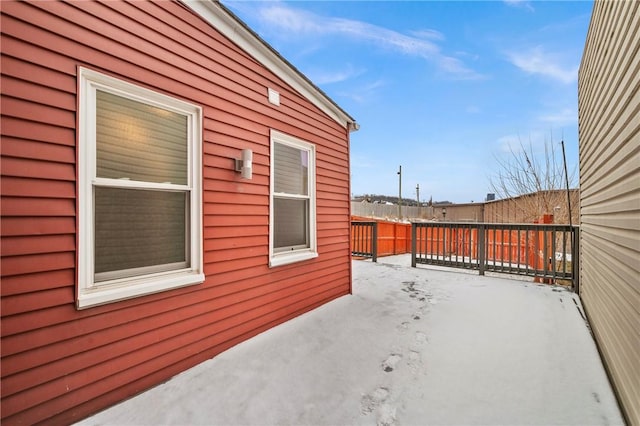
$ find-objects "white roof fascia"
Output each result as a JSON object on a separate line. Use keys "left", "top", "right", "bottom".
{"left": 182, "top": 0, "right": 359, "bottom": 132}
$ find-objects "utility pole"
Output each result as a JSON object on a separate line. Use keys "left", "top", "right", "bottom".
{"left": 397, "top": 165, "right": 402, "bottom": 219}
{"left": 416, "top": 184, "right": 420, "bottom": 206}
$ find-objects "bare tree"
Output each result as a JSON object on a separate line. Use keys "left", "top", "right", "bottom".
{"left": 489, "top": 136, "right": 578, "bottom": 223}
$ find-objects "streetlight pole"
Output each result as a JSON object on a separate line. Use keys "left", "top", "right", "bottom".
{"left": 397, "top": 165, "right": 402, "bottom": 219}
{"left": 416, "top": 184, "right": 420, "bottom": 206}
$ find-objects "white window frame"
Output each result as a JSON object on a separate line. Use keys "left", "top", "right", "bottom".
{"left": 269, "top": 130, "right": 317, "bottom": 267}
{"left": 77, "top": 67, "right": 204, "bottom": 309}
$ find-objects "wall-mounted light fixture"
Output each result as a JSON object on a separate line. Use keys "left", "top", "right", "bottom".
{"left": 235, "top": 149, "right": 253, "bottom": 179}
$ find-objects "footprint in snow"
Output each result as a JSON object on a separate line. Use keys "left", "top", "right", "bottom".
{"left": 396, "top": 321, "right": 410, "bottom": 333}
{"left": 417, "top": 303, "right": 429, "bottom": 313}
{"left": 382, "top": 354, "right": 402, "bottom": 372}
{"left": 377, "top": 403, "right": 397, "bottom": 426}
{"left": 413, "top": 307, "right": 428, "bottom": 319}
{"left": 360, "top": 387, "right": 390, "bottom": 415}
{"left": 406, "top": 349, "right": 424, "bottom": 375}
{"left": 414, "top": 331, "right": 428, "bottom": 345}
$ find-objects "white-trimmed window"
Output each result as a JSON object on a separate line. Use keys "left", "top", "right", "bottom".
{"left": 77, "top": 68, "right": 204, "bottom": 308}
{"left": 269, "top": 130, "right": 317, "bottom": 267}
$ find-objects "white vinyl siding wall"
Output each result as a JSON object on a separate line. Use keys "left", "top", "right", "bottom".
{"left": 578, "top": 2, "right": 640, "bottom": 424}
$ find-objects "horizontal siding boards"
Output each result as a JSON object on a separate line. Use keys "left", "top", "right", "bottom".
{"left": 1, "top": 176, "right": 75, "bottom": 200}
{"left": 4, "top": 282, "right": 349, "bottom": 426}
{"left": 1, "top": 269, "right": 74, "bottom": 298}
{"left": 0, "top": 1, "right": 352, "bottom": 424}
{"left": 1, "top": 266, "right": 349, "bottom": 402}
{"left": 579, "top": 14, "right": 639, "bottom": 173}
{"left": 579, "top": 3, "right": 639, "bottom": 152}
{"left": 2, "top": 262, "right": 346, "bottom": 374}
{"left": 1, "top": 121, "right": 76, "bottom": 157}
{"left": 578, "top": 1, "right": 640, "bottom": 425}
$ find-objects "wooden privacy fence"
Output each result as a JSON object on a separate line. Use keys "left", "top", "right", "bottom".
{"left": 351, "top": 216, "right": 411, "bottom": 258}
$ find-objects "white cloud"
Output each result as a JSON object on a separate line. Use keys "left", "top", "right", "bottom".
{"left": 259, "top": 4, "right": 324, "bottom": 34}
{"left": 538, "top": 108, "right": 577, "bottom": 125}
{"left": 255, "top": 3, "right": 483, "bottom": 80}
{"left": 455, "top": 51, "right": 480, "bottom": 61}
{"left": 506, "top": 46, "right": 579, "bottom": 84}
{"left": 410, "top": 29, "right": 446, "bottom": 41}
{"left": 338, "top": 79, "right": 387, "bottom": 103}
{"left": 496, "top": 132, "right": 547, "bottom": 153}
{"left": 504, "top": 0, "right": 535, "bottom": 12}
{"left": 497, "top": 134, "right": 522, "bottom": 153}
{"left": 308, "top": 64, "right": 365, "bottom": 85}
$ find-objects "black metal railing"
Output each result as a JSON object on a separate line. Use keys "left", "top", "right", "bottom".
{"left": 351, "top": 221, "right": 378, "bottom": 262}
{"left": 411, "top": 222, "right": 579, "bottom": 290}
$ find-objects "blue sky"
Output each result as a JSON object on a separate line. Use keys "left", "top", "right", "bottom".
{"left": 224, "top": 0, "right": 593, "bottom": 203}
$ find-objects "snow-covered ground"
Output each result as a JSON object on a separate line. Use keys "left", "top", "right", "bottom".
{"left": 78, "top": 255, "right": 624, "bottom": 426}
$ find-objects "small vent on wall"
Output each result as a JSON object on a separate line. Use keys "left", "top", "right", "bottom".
{"left": 268, "top": 88, "right": 280, "bottom": 106}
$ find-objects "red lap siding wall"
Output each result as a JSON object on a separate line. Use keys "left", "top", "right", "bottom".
{"left": 0, "top": 1, "right": 352, "bottom": 423}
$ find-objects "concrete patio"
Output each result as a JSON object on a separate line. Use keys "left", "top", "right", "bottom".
{"left": 78, "top": 255, "right": 624, "bottom": 425}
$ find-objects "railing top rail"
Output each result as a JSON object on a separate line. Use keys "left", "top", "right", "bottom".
{"left": 411, "top": 221, "right": 578, "bottom": 231}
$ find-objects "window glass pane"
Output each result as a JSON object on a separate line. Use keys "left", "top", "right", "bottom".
{"left": 274, "top": 142, "right": 308, "bottom": 195}
{"left": 95, "top": 187, "right": 187, "bottom": 277}
{"left": 274, "top": 197, "right": 309, "bottom": 249}
{"left": 96, "top": 90, "right": 188, "bottom": 185}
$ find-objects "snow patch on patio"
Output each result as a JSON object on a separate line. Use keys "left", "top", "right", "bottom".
{"left": 77, "top": 255, "right": 624, "bottom": 426}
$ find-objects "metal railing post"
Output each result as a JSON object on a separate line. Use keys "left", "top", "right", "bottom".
{"left": 478, "top": 224, "right": 486, "bottom": 276}
{"left": 442, "top": 224, "right": 447, "bottom": 263}
{"left": 372, "top": 222, "right": 378, "bottom": 263}
{"left": 411, "top": 223, "right": 417, "bottom": 267}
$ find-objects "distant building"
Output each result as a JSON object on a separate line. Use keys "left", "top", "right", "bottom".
{"left": 483, "top": 190, "right": 579, "bottom": 224}
{"left": 351, "top": 190, "right": 577, "bottom": 224}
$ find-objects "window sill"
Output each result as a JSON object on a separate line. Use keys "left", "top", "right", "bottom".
{"left": 269, "top": 250, "right": 318, "bottom": 268}
{"left": 77, "top": 270, "right": 205, "bottom": 309}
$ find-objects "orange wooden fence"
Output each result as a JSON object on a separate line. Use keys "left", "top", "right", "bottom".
{"left": 351, "top": 216, "right": 411, "bottom": 256}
